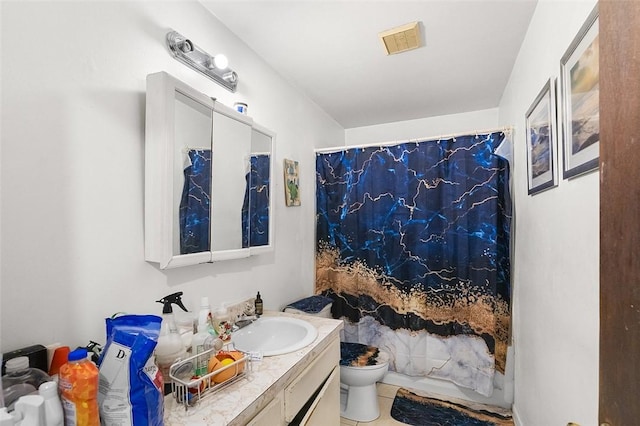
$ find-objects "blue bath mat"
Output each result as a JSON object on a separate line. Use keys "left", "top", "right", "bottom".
{"left": 390, "top": 388, "right": 514, "bottom": 426}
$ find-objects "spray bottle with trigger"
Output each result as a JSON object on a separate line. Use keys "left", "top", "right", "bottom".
{"left": 155, "top": 292, "right": 189, "bottom": 395}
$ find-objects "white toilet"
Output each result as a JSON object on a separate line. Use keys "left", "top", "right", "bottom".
{"left": 339, "top": 342, "right": 389, "bottom": 422}
{"left": 284, "top": 297, "right": 389, "bottom": 422}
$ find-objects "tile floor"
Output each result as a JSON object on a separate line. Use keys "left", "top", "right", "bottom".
{"left": 340, "top": 383, "right": 407, "bottom": 426}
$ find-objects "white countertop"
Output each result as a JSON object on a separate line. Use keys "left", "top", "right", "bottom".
{"left": 164, "top": 312, "right": 343, "bottom": 426}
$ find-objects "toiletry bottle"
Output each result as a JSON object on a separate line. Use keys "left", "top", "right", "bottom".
{"left": 58, "top": 348, "right": 99, "bottom": 426}
{"left": 197, "top": 297, "right": 215, "bottom": 336}
{"left": 191, "top": 323, "right": 215, "bottom": 377}
{"left": 255, "top": 292, "right": 263, "bottom": 317}
{"left": 155, "top": 292, "right": 189, "bottom": 395}
{"left": 38, "top": 382, "right": 63, "bottom": 426}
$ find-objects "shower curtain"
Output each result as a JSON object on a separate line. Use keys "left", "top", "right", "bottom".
{"left": 179, "top": 149, "right": 211, "bottom": 254}
{"left": 242, "top": 154, "right": 271, "bottom": 247}
{"left": 315, "top": 132, "right": 511, "bottom": 396}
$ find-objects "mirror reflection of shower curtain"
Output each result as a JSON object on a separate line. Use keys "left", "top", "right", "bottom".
{"left": 179, "top": 149, "right": 211, "bottom": 254}
{"left": 242, "top": 154, "right": 270, "bottom": 247}
{"left": 315, "top": 132, "right": 511, "bottom": 397}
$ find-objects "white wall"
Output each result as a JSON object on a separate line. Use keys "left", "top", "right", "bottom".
{"left": 497, "top": 1, "right": 599, "bottom": 425}
{"left": 345, "top": 108, "right": 499, "bottom": 145}
{"left": 0, "top": 1, "right": 343, "bottom": 352}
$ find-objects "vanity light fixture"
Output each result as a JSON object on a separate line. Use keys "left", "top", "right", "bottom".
{"left": 166, "top": 30, "right": 238, "bottom": 92}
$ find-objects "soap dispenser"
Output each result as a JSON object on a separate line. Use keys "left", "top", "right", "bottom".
{"left": 254, "top": 292, "right": 263, "bottom": 317}
{"left": 155, "top": 292, "right": 189, "bottom": 395}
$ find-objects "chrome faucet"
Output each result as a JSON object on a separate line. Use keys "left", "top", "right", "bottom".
{"left": 234, "top": 315, "right": 257, "bottom": 329}
{"left": 231, "top": 300, "right": 258, "bottom": 330}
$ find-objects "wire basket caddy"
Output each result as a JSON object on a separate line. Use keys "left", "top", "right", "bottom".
{"left": 169, "top": 346, "right": 251, "bottom": 411}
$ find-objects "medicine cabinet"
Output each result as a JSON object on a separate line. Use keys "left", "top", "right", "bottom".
{"left": 145, "top": 71, "right": 274, "bottom": 269}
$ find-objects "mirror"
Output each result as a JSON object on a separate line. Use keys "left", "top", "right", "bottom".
{"left": 210, "top": 107, "right": 252, "bottom": 252}
{"left": 243, "top": 125, "right": 272, "bottom": 249}
{"left": 173, "top": 91, "right": 212, "bottom": 256}
{"left": 145, "top": 72, "right": 274, "bottom": 269}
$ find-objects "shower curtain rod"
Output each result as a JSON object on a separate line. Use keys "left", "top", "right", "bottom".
{"left": 314, "top": 125, "right": 513, "bottom": 154}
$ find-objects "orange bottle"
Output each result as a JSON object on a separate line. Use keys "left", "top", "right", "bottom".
{"left": 58, "top": 348, "right": 100, "bottom": 426}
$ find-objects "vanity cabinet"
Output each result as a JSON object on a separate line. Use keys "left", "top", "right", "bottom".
{"left": 145, "top": 71, "right": 275, "bottom": 269}
{"left": 284, "top": 337, "right": 339, "bottom": 424}
{"left": 291, "top": 366, "right": 340, "bottom": 426}
{"left": 163, "top": 314, "right": 343, "bottom": 425}
{"left": 247, "top": 336, "right": 340, "bottom": 426}
{"left": 246, "top": 392, "right": 284, "bottom": 426}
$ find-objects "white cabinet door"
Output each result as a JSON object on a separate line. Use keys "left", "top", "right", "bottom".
{"left": 246, "top": 391, "right": 285, "bottom": 426}
{"left": 284, "top": 338, "right": 339, "bottom": 422}
{"left": 299, "top": 367, "right": 340, "bottom": 426}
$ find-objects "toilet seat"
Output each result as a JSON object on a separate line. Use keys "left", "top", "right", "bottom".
{"left": 339, "top": 342, "right": 388, "bottom": 422}
{"left": 340, "top": 342, "right": 386, "bottom": 367}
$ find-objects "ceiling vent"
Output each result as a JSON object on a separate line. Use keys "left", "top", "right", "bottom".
{"left": 378, "top": 21, "right": 421, "bottom": 55}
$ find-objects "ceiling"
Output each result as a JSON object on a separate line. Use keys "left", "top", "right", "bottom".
{"left": 202, "top": 1, "right": 538, "bottom": 129}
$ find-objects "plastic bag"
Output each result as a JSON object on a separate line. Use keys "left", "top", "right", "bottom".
{"left": 98, "top": 315, "right": 163, "bottom": 426}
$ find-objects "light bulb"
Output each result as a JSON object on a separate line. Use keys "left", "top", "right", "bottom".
{"left": 222, "top": 71, "right": 237, "bottom": 84}
{"left": 212, "top": 54, "right": 229, "bottom": 70}
{"left": 179, "top": 39, "right": 193, "bottom": 53}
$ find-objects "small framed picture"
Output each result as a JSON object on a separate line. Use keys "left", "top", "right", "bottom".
{"left": 283, "top": 159, "right": 300, "bottom": 206}
{"left": 525, "top": 78, "right": 558, "bottom": 195}
{"left": 560, "top": 5, "right": 599, "bottom": 179}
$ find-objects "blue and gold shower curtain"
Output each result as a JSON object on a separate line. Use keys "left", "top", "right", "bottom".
{"left": 242, "top": 154, "right": 271, "bottom": 247}
{"left": 180, "top": 149, "right": 211, "bottom": 254}
{"left": 315, "top": 132, "right": 511, "bottom": 396}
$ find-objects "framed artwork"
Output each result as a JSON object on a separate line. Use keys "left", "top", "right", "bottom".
{"left": 526, "top": 78, "right": 558, "bottom": 195}
{"left": 283, "top": 159, "right": 300, "bottom": 206}
{"left": 560, "top": 5, "right": 599, "bottom": 179}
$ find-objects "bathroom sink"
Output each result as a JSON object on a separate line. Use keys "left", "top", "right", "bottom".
{"left": 231, "top": 316, "right": 318, "bottom": 356}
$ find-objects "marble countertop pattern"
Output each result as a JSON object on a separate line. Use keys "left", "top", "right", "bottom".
{"left": 164, "top": 311, "right": 343, "bottom": 426}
